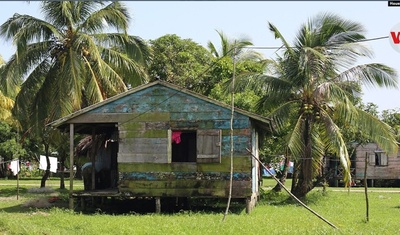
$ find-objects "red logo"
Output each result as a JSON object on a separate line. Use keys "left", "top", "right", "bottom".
{"left": 389, "top": 23, "right": 400, "bottom": 52}
{"left": 390, "top": 32, "right": 400, "bottom": 44}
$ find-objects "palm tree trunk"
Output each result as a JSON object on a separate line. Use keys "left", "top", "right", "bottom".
{"left": 292, "top": 118, "right": 314, "bottom": 198}
{"left": 40, "top": 142, "right": 50, "bottom": 188}
{"left": 292, "top": 159, "right": 314, "bottom": 198}
{"left": 59, "top": 153, "right": 66, "bottom": 189}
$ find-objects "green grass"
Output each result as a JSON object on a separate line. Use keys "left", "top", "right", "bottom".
{"left": 0, "top": 178, "right": 400, "bottom": 235}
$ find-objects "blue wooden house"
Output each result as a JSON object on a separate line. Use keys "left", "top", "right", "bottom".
{"left": 51, "top": 81, "right": 271, "bottom": 212}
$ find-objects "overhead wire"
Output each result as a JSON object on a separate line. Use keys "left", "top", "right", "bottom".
{"left": 110, "top": 35, "right": 391, "bottom": 126}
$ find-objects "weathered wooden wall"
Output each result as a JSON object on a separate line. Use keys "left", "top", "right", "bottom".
{"left": 354, "top": 143, "right": 400, "bottom": 180}
{"left": 118, "top": 158, "right": 252, "bottom": 198}
{"left": 86, "top": 85, "right": 256, "bottom": 198}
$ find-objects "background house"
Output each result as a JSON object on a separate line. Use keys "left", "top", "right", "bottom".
{"left": 325, "top": 143, "right": 400, "bottom": 187}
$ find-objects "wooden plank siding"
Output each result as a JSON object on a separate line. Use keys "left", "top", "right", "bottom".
{"left": 100, "top": 86, "right": 255, "bottom": 198}
{"left": 354, "top": 143, "right": 400, "bottom": 180}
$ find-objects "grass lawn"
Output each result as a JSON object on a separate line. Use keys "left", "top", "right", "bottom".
{"left": 0, "top": 178, "right": 399, "bottom": 235}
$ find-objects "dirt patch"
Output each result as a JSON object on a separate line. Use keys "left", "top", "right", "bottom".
{"left": 22, "top": 197, "right": 52, "bottom": 208}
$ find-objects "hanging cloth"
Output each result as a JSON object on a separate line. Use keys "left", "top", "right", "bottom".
{"left": 39, "top": 155, "right": 58, "bottom": 173}
{"left": 172, "top": 131, "right": 182, "bottom": 144}
{"left": 10, "top": 160, "right": 20, "bottom": 176}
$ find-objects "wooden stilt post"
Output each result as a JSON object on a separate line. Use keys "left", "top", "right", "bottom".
{"left": 155, "top": 197, "right": 161, "bottom": 213}
{"left": 69, "top": 124, "right": 74, "bottom": 210}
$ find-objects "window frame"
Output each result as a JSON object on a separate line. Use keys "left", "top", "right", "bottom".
{"left": 167, "top": 129, "right": 222, "bottom": 163}
{"left": 369, "top": 151, "right": 388, "bottom": 166}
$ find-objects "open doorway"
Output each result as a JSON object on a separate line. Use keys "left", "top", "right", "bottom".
{"left": 81, "top": 129, "right": 119, "bottom": 190}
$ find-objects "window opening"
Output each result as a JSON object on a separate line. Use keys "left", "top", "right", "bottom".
{"left": 369, "top": 151, "right": 388, "bottom": 166}
{"left": 172, "top": 131, "right": 197, "bottom": 162}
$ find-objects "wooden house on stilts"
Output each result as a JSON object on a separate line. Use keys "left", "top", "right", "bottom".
{"left": 50, "top": 81, "right": 271, "bottom": 213}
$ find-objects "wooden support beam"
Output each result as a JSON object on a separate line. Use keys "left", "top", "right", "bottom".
{"left": 69, "top": 123, "right": 74, "bottom": 210}
{"left": 155, "top": 197, "right": 161, "bottom": 213}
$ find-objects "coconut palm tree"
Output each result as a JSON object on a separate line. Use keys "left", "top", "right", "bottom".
{"left": 207, "top": 29, "right": 263, "bottom": 61}
{"left": 206, "top": 30, "right": 268, "bottom": 109}
{"left": 1, "top": 1, "right": 151, "bottom": 188}
{"left": 0, "top": 1, "right": 151, "bottom": 130}
{"left": 238, "top": 13, "right": 398, "bottom": 198}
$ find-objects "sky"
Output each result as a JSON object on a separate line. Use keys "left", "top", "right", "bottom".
{"left": 0, "top": 1, "right": 399, "bottom": 113}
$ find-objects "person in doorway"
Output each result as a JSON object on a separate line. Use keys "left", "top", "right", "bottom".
{"left": 81, "top": 162, "right": 93, "bottom": 190}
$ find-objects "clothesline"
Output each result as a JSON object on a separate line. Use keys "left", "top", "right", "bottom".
{"left": 2, "top": 156, "right": 59, "bottom": 175}
{"left": 0, "top": 158, "right": 21, "bottom": 164}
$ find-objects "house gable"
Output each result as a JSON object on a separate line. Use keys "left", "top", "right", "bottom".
{"left": 50, "top": 81, "right": 270, "bottom": 130}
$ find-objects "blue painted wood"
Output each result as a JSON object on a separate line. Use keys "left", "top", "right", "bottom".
{"left": 120, "top": 171, "right": 252, "bottom": 181}
{"left": 88, "top": 85, "right": 250, "bottom": 126}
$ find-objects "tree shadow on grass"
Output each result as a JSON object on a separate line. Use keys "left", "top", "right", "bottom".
{"left": 0, "top": 187, "right": 28, "bottom": 197}
{"left": 258, "top": 188, "right": 327, "bottom": 206}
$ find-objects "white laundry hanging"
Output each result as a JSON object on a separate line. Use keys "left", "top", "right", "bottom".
{"left": 10, "top": 160, "right": 20, "bottom": 176}
{"left": 39, "top": 155, "right": 58, "bottom": 173}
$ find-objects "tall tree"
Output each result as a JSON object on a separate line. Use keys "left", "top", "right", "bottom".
{"left": 238, "top": 13, "right": 398, "bottom": 198}
{"left": 0, "top": 1, "right": 151, "bottom": 130}
{"left": 0, "top": 1, "right": 151, "bottom": 187}
{"left": 207, "top": 30, "right": 267, "bottom": 109}
{"left": 148, "top": 34, "right": 214, "bottom": 95}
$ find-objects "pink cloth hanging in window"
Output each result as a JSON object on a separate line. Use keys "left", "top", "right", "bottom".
{"left": 172, "top": 131, "right": 182, "bottom": 144}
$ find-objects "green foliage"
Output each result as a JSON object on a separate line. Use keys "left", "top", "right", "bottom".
{"left": 248, "top": 13, "right": 398, "bottom": 197}
{"left": 149, "top": 34, "right": 214, "bottom": 95}
{"left": 0, "top": 1, "right": 151, "bottom": 134}
{"left": 0, "top": 121, "right": 27, "bottom": 161}
{"left": 209, "top": 81, "right": 260, "bottom": 113}
{"left": 208, "top": 58, "right": 266, "bottom": 112}
{"left": 381, "top": 108, "right": 400, "bottom": 141}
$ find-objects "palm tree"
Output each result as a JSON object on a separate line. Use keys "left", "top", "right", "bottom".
{"left": 0, "top": 1, "right": 151, "bottom": 130}
{"left": 206, "top": 30, "right": 268, "bottom": 109}
{"left": 0, "top": 1, "right": 151, "bottom": 188}
{"left": 239, "top": 13, "right": 398, "bottom": 198}
{"left": 207, "top": 29, "right": 263, "bottom": 61}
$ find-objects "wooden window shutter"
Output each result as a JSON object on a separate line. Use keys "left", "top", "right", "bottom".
{"left": 380, "top": 153, "right": 388, "bottom": 166}
{"left": 197, "top": 129, "right": 221, "bottom": 163}
{"left": 368, "top": 153, "right": 376, "bottom": 165}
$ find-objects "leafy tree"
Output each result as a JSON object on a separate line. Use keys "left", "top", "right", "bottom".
{"left": 0, "top": 121, "right": 27, "bottom": 177}
{"left": 208, "top": 58, "right": 264, "bottom": 112}
{"left": 207, "top": 30, "right": 267, "bottom": 110}
{"left": 238, "top": 13, "right": 398, "bottom": 198}
{"left": 148, "top": 34, "right": 214, "bottom": 95}
{"left": 381, "top": 108, "right": 400, "bottom": 141}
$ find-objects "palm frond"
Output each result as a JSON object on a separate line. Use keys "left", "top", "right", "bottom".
{"left": 337, "top": 63, "right": 398, "bottom": 89}
{"left": 320, "top": 109, "right": 352, "bottom": 185}
{"left": 268, "top": 22, "right": 294, "bottom": 56}
{"left": 354, "top": 109, "right": 398, "bottom": 154}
